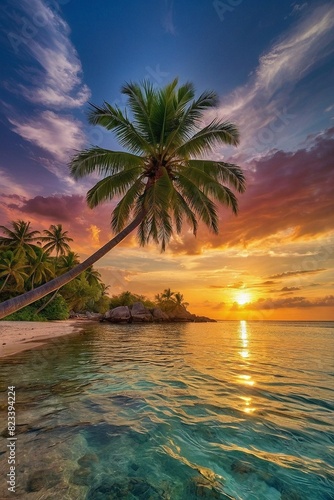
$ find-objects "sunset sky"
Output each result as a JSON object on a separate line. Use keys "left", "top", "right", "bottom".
{"left": 0, "top": 0, "right": 333, "bottom": 320}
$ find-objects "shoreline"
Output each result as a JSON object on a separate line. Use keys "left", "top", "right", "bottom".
{"left": 0, "top": 320, "right": 90, "bottom": 359}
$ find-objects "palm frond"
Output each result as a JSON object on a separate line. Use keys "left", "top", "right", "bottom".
{"left": 186, "top": 160, "right": 246, "bottom": 193}
{"left": 176, "top": 174, "right": 219, "bottom": 233}
{"left": 86, "top": 167, "right": 143, "bottom": 208}
{"left": 175, "top": 119, "right": 239, "bottom": 157}
{"left": 111, "top": 178, "right": 145, "bottom": 232}
{"left": 88, "top": 103, "right": 153, "bottom": 154}
{"left": 70, "top": 148, "right": 144, "bottom": 180}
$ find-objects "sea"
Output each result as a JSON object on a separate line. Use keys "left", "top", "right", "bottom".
{"left": 0, "top": 321, "right": 333, "bottom": 499}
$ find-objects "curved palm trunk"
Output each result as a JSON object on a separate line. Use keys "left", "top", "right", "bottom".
{"left": 0, "top": 212, "right": 145, "bottom": 319}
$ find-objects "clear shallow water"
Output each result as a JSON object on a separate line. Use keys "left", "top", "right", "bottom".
{"left": 0, "top": 321, "right": 334, "bottom": 499}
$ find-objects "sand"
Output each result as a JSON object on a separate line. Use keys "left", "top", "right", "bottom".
{"left": 0, "top": 320, "right": 89, "bottom": 358}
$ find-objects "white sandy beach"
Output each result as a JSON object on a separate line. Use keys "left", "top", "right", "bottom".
{"left": 0, "top": 320, "right": 88, "bottom": 358}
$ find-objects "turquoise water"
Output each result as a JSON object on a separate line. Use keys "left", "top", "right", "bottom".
{"left": 0, "top": 321, "right": 334, "bottom": 499}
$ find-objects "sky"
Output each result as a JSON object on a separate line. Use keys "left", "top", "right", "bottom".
{"left": 0, "top": 0, "right": 333, "bottom": 320}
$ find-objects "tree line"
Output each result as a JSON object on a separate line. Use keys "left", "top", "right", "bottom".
{"left": 0, "top": 220, "right": 191, "bottom": 320}
{"left": 0, "top": 220, "right": 110, "bottom": 320}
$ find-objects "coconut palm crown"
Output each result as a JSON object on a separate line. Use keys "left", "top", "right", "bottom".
{"left": 71, "top": 78, "right": 245, "bottom": 251}
{"left": 40, "top": 224, "right": 73, "bottom": 259}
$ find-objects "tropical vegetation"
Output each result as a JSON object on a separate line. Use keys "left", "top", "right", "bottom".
{"left": 0, "top": 220, "right": 109, "bottom": 320}
{"left": 0, "top": 78, "right": 245, "bottom": 319}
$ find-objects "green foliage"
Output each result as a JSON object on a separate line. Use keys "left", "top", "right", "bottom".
{"left": 0, "top": 220, "right": 110, "bottom": 318}
{"left": 60, "top": 272, "right": 102, "bottom": 312}
{"left": 109, "top": 291, "right": 154, "bottom": 309}
{"left": 92, "top": 295, "right": 111, "bottom": 314}
{"left": 5, "top": 306, "right": 46, "bottom": 322}
{"left": 39, "top": 295, "right": 69, "bottom": 320}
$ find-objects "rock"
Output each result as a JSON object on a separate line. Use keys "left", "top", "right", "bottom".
{"left": 168, "top": 305, "right": 196, "bottom": 322}
{"left": 151, "top": 307, "right": 170, "bottom": 321}
{"left": 103, "top": 302, "right": 216, "bottom": 323}
{"left": 26, "top": 469, "right": 60, "bottom": 492}
{"left": 130, "top": 302, "right": 153, "bottom": 322}
{"left": 77, "top": 452, "right": 99, "bottom": 468}
{"left": 85, "top": 311, "right": 103, "bottom": 321}
{"left": 70, "top": 467, "right": 93, "bottom": 486}
{"left": 105, "top": 306, "right": 131, "bottom": 323}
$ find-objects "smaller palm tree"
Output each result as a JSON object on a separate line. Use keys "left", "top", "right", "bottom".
{"left": 27, "top": 248, "right": 55, "bottom": 290}
{"left": 174, "top": 292, "right": 189, "bottom": 308}
{"left": 100, "top": 283, "right": 111, "bottom": 296}
{"left": 85, "top": 266, "right": 102, "bottom": 287}
{"left": 57, "top": 252, "right": 80, "bottom": 274}
{"left": 0, "top": 220, "right": 40, "bottom": 257}
{"left": 40, "top": 224, "right": 73, "bottom": 262}
{"left": 0, "top": 251, "right": 28, "bottom": 293}
{"left": 161, "top": 288, "right": 175, "bottom": 301}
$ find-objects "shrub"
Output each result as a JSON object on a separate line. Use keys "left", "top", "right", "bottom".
{"left": 40, "top": 295, "right": 69, "bottom": 320}
{"left": 5, "top": 306, "right": 45, "bottom": 322}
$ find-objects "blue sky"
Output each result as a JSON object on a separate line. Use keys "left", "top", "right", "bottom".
{"left": 0, "top": 0, "right": 333, "bottom": 319}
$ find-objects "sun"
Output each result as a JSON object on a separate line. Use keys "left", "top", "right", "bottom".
{"left": 235, "top": 291, "right": 251, "bottom": 306}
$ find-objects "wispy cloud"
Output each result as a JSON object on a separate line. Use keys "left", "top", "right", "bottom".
{"left": 9, "top": 111, "right": 85, "bottom": 162}
{"left": 268, "top": 269, "right": 326, "bottom": 279}
{"left": 162, "top": 0, "right": 176, "bottom": 34}
{"left": 6, "top": 0, "right": 90, "bottom": 108}
{"left": 241, "top": 295, "right": 334, "bottom": 310}
{"left": 214, "top": 3, "right": 334, "bottom": 157}
{"left": 168, "top": 128, "right": 334, "bottom": 255}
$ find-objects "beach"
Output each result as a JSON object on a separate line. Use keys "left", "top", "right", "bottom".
{"left": 0, "top": 320, "right": 87, "bottom": 358}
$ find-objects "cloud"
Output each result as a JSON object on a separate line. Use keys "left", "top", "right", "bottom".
{"left": 268, "top": 269, "right": 326, "bottom": 279}
{"left": 87, "top": 224, "right": 101, "bottom": 247}
{"left": 168, "top": 128, "right": 334, "bottom": 254}
{"left": 6, "top": 0, "right": 90, "bottom": 108}
{"left": 280, "top": 286, "right": 301, "bottom": 291}
{"left": 162, "top": 0, "right": 176, "bottom": 34}
{"left": 243, "top": 295, "right": 334, "bottom": 310}
{"left": 9, "top": 111, "right": 86, "bottom": 162}
{"left": 211, "top": 302, "right": 226, "bottom": 310}
{"left": 212, "top": 3, "right": 334, "bottom": 157}
{"left": 18, "top": 194, "right": 85, "bottom": 221}
{"left": 0, "top": 170, "right": 30, "bottom": 198}
{"left": 209, "top": 281, "right": 244, "bottom": 289}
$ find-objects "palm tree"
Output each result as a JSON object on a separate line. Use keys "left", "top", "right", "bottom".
{"left": 57, "top": 251, "right": 80, "bottom": 274}
{"left": 27, "top": 247, "right": 55, "bottom": 290}
{"left": 85, "top": 266, "right": 102, "bottom": 287}
{"left": 161, "top": 288, "right": 175, "bottom": 301}
{"left": 0, "top": 220, "right": 40, "bottom": 257}
{"left": 174, "top": 292, "right": 189, "bottom": 308}
{"left": 0, "top": 78, "right": 245, "bottom": 319}
{"left": 40, "top": 224, "right": 73, "bottom": 262}
{"left": 0, "top": 251, "right": 28, "bottom": 293}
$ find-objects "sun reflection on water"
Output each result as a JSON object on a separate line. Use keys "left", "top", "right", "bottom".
{"left": 238, "top": 321, "right": 256, "bottom": 414}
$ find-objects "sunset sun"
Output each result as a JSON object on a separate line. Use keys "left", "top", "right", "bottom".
{"left": 235, "top": 292, "right": 251, "bottom": 306}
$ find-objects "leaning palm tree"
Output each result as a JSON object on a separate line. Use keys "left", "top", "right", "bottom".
{"left": 40, "top": 224, "right": 73, "bottom": 262}
{"left": 0, "top": 78, "right": 245, "bottom": 319}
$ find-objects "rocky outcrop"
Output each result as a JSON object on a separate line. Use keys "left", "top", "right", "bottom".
{"left": 130, "top": 302, "right": 153, "bottom": 322}
{"left": 103, "top": 302, "right": 216, "bottom": 323}
{"left": 105, "top": 306, "right": 131, "bottom": 323}
{"left": 151, "top": 308, "right": 169, "bottom": 321}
